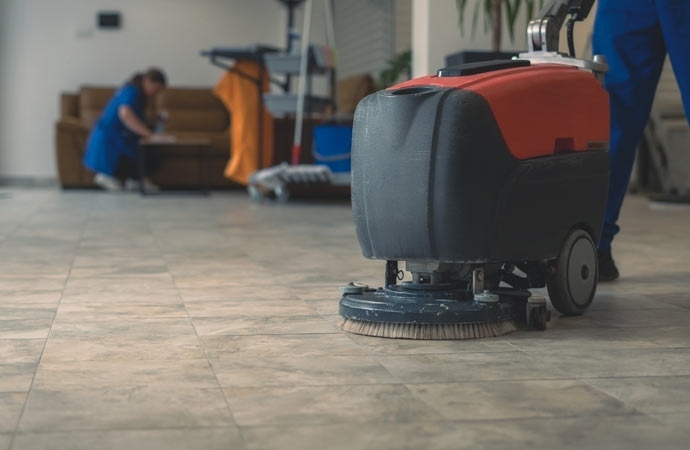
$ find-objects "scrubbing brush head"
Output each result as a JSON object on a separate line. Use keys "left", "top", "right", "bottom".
{"left": 339, "top": 263, "right": 549, "bottom": 340}
{"left": 340, "top": 317, "right": 519, "bottom": 340}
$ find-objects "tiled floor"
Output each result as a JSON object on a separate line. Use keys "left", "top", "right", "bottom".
{"left": 0, "top": 188, "right": 689, "bottom": 450}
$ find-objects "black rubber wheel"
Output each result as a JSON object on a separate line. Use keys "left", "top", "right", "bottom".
{"left": 527, "top": 304, "right": 549, "bottom": 330}
{"left": 547, "top": 228, "right": 598, "bottom": 316}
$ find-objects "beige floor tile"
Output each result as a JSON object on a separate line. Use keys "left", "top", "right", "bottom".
{"left": 0, "top": 363, "right": 37, "bottom": 392}
{"left": 224, "top": 384, "right": 443, "bottom": 426}
{"left": 0, "top": 339, "right": 44, "bottom": 363}
{"left": 60, "top": 287, "right": 181, "bottom": 303}
{"left": 1, "top": 189, "right": 689, "bottom": 449}
{"left": 49, "top": 317, "right": 195, "bottom": 339}
{"left": 347, "top": 333, "right": 516, "bottom": 355}
{"left": 71, "top": 256, "right": 164, "bottom": 270}
{"left": 503, "top": 325, "right": 665, "bottom": 351}
{"left": 202, "top": 333, "right": 365, "bottom": 359}
{"left": 18, "top": 387, "right": 233, "bottom": 432}
{"left": 643, "top": 326, "right": 690, "bottom": 348}
{"left": 185, "top": 299, "right": 314, "bottom": 317}
{"left": 55, "top": 303, "right": 187, "bottom": 319}
{"left": 0, "top": 433, "right": 10, "bottom": 450}
{"left": 589, "top": 292, "right": 686, "bottom": 311}
{"left": 0, "top": 290, "right": 62, "bottom": 305}
{"left": 587, "top": 308, "right": 690, "bottom": 328}
{"left": 446, "top": 415, "right": 690, "bottom": 450}
{"left": 0, "top": 319, "right": 52, "bottom": 339}
{"left": 290, "top": 287, "right": 345, "bottom": 301}
{"left": 32, "top": 359, "right": 217, "bottom": 390}
{"left": 192, "top": 315, "right": 339, "bottom": 336}
{"left": 12, "top": 428, "right": 245, "bottom": 450}
{"left": 375, "top": 352, "right": 568, "bottom": 383}
{"left": 0, "top": 304, "right": 56, "bottom": 320}
{"left": 65, "top": 275, "right": 175, "bottom": 291}
{"left": 68, "top": 264, "right": 170, "bottom": 278}
{"left": 0, "top": 392, "right": 26, "bottom": 432}
{"left": 59, "top": 291, "right": 183, "bottom": 305}
{"left": 41, "top": 336, "right": 204, "bottom": 362}
{"left": 657, "top": 294, "right": 690, "bottom": 310}
{"left": 171, "top": 276, "right": 248, "bottom": 289}
{"left": 526, "top": 348, "right": 690, "bottom": 378}
{"left": 649, "top": 411, "right": 690, "bottom": 430}
{"left": 212, "top": 354, "right": 395, "bottom": 387}
{"left": 407, "top": 379, "right": 631, "bottom": 421}
{"left": 177, "top": 286, "right": 292, "bottom": 302}
{"left": 0, "top": 277, "right": 66, "bottom": 291}
{"left": 241, "top": 422, "right": 473, "bottom": 450}
{"left": 302, "top": 298, "right": 340, "bottom": 315}
{"left": 582, "top": 376, "right": 690, "bottom": 414}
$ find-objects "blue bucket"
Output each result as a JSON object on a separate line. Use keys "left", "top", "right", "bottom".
{"left": 312, "top": 125, "right": 352, "bottom": 173}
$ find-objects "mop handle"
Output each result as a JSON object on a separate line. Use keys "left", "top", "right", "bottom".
{"left": 291, "top": 0, "right": 313, "bottom": 166}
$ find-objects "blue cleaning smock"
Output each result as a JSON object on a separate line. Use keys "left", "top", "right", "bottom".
{"left": 593, "top": 0, "right": 690, "bottom": 249}
{"left": 83, "top": 84, "right": 145, "bottom": 176}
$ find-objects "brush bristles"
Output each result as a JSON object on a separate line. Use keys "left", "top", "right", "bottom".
{"left": 340, "top": 318, "right": 518, "bottom": 340}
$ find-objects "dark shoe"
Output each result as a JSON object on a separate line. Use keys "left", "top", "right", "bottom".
{"left": 598, "top": 248, "right": 619, "bottom": 282}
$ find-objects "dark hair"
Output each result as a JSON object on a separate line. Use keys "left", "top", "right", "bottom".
{"left": 126, "top": 68, "right": 167, "bottom": 109}
{"left": 127, "top": 67, "right": 167, "bottom": 90}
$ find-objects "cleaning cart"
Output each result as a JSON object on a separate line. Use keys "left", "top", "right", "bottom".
{"left": 248, "top": 0, "right": 350, "bottom": 203}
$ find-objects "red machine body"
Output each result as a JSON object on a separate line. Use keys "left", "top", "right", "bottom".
{"left": 391, "top": 64, "right": 609, "bottom": 160}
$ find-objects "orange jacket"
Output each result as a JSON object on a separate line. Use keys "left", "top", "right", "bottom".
{"left": 213, "top": 60, "right": 274, "bottom": 185}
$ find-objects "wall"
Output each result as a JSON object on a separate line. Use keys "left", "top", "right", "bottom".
{"left": 395, "top": 0, "right": 412, "bottom": 54}
{"left": 334, "top": 0, "right": 395, "bottom": 80}
{"left": 412, "top": 0, "right": 597, "bottom": 77}
{"left": 0, "top": 0, "right": 289, "bottom": 179}
{"left": 333, "top": 0, "right": 411, "bottom": 82}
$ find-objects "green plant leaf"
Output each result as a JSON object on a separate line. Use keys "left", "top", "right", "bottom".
{"left": 377, "top": 50, "right": 411, "bottom": 89}
{"left": 526, "top": 0, "right": 535, "bottom": 21}
{"left": 471, "top": 0, "right": 481, "bottom": 38}
{"left": 483, "top": 0, "right": 492, "bottom": 34}
{"left": 455, "top": 0, "right": 547, "bottom": 47}
{"left": 456, "top": 0, "right": 469, "bottom": 35}
{"left": 505, "top": 0, "right": 522, "bottom": 42}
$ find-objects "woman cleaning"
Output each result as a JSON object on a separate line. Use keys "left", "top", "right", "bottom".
{"left": 83, "top": 68, "right": 167, "bottom": 192}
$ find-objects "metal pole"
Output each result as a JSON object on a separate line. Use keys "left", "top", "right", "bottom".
{"left": 324, "top": 0, "right": 337, "bottom": 110}
{"left": 291, "top": 0, "right": 312, "bottom": 166}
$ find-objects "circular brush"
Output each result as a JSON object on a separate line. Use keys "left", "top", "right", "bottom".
{"left": 340, "top": 317, "right": 518, "bottom": 340}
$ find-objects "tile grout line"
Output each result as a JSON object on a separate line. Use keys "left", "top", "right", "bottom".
{"left": 8, "top": 195, "right": 93, "bottom": 450}
{"left": 4, "top": 409, "right": 660, "bottom": 438}
{"left": 145, "top": 211, "right": 249, "bottom": 450}
{"left": 306, "top": 288, "right": 463, "bottom": 423}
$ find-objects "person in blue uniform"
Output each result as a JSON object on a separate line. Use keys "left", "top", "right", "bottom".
{"left": 83, "top": 68, "right": 167, "bottom": 191}
{"left": 593, "top": 0, "right": 690, "bottom": 280}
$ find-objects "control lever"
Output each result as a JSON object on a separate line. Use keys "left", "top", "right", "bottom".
{"left": 527, "top": 0, "right": 596, "bottom": 55}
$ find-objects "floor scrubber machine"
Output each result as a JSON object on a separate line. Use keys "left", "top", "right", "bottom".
{"left": 340, "top": 0, "right": 611, "bottom": 339}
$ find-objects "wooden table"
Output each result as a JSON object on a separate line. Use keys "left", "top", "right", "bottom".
{"left": 138, "top": 137, "right": 212, "bottom": 195}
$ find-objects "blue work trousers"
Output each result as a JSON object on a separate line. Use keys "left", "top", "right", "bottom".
{"left": 593, "top": 0, "right": 690, "bottom": 249}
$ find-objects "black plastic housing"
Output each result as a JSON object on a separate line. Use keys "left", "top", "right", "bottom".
{"left": 351, "top": 86, "right": 609, "bottom": 263}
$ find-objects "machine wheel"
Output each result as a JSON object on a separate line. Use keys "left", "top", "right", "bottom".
{"left": 526, "top": 296, "right": 550, "bottom": 330}
{"left": 248, "top": 185, "right": 265, "bottom": 204}
{"left": 274, "top": 185, "right": 290, "bottom": 203}
{"left": 547, "top": 228, "right": 598, "bottom": 316}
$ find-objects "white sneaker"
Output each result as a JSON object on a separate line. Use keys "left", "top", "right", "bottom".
{"left": 124, "top": 179, "right": 141, "bottom": 191}
{"left": 94, "top": 173, "right": 123, "bottom": 192}
{"left": 142, "top": 178, "right": 161, "bottom": 193}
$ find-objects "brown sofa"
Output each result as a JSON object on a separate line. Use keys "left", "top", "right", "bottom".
{"left": 56, "top": 74, "right": 377, "bottom": 189}
{"left": 55, "top": 86, "right": 234, "bottom": 188}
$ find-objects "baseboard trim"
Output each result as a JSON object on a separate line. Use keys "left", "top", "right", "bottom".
{"left": 0, "top": 176, "right": 59, "bottom": 188}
